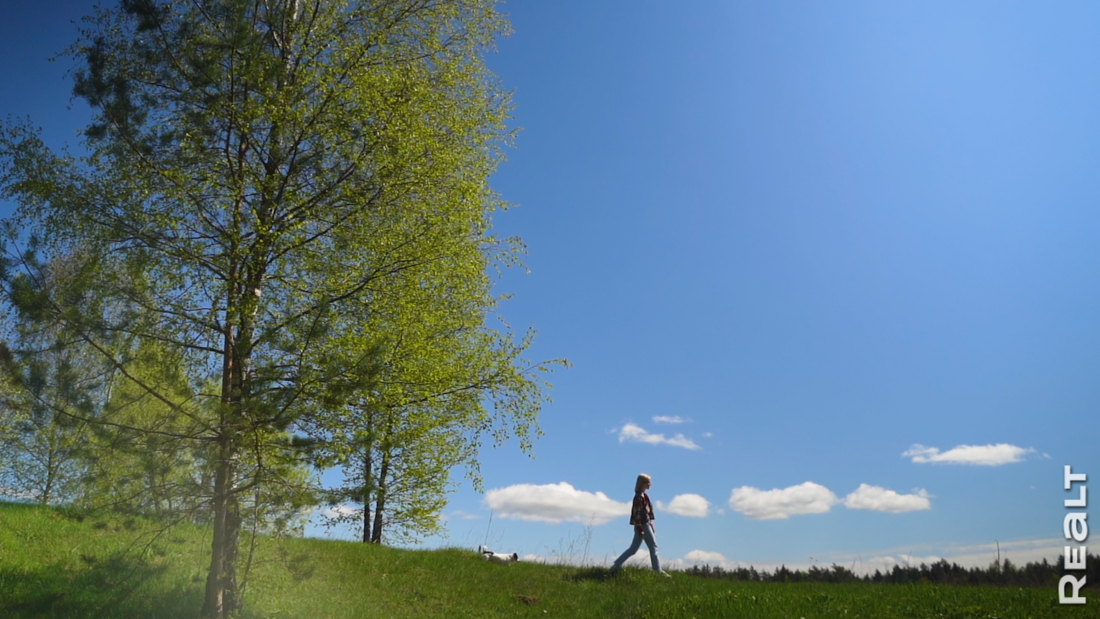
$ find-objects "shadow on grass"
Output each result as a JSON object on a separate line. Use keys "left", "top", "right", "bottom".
{"left": 0, "top": 552, "right": 201, "bottom": 619}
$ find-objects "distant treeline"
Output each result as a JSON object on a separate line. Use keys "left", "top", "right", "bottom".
{"left": 682, "top": 552, "right": 1099, "bottom": 588}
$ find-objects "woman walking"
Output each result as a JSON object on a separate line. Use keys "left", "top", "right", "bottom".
{"left": 610, "top": 473, "right": 671, "bottom": 576}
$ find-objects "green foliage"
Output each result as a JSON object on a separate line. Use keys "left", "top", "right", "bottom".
{"left": 315, "top": 236, "right": 566, "bottom": 544}
{"left": 0, "top": 1, "right": 562, "bottom": 615}
{"left": 0, "top": 397, "right": 88, "bottom": 506}
{"left": 0, "top": 251, "right": 105, "bottom": 506}
{"left": 77, "top": 340, "right": 210, "bottom": 517}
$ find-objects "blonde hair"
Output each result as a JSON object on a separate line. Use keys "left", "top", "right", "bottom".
{"left": 634, "top": 473, "right": 652, "bottom": 494}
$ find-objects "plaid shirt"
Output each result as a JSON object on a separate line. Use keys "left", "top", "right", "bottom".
{"left": 628, "top": 491, "right": 654, "bottom": 529}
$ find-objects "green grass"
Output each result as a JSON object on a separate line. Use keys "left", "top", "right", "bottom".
{"left": 0, "top": 501, "right": 1094, "bottom": 618}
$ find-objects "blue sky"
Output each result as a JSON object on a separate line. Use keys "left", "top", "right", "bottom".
{"left": 3, "top": 1, "right": 1098, "bottom": 573}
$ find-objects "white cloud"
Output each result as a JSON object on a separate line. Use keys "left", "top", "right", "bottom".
{"left": 322, "top": 504, "right": 358, "bottom": 519}
{"left": 661, "top": 550, "right": 756, "bottom": 571}
{"left": 843, "top": 484, "right": 931, "bottom": 513}
{"left": 684, "top": 550, "right": 730, "bottom": 565}
{"left": 656, "top": 493, "right": 710, "bottom": 518}
{"left": 827, "top": 538, "right": 1063, "bottom": 575}
{"left": 484, "top": 482, "right": 630, "bottom": 525}
{"left": 729, "top": 482, "right": 839, "bottom": 520}
{"left": 652, "top": 415, "right": 688, "bottom": 424}
{"left": 618, "top": 423, "right": 701, "bottom": 450}
{"left": 932, "top": 538, "right": 1062, "bottom": 569}
{"left": 903, "top": 443, "right": 1034, "bottom": 466}
{"left": 662, "top": 549, "right": 746, "bottom": 571}
{"left": 659, "top": 538, "right": 1065, "bottom": 577}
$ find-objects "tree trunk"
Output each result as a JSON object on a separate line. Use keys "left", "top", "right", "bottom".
{"left": 361, "top": 448, "right": 372, "bottom": 543}
{"left": 224, "top": 500, "right": 242, "bottom": 612}
{"left": 203, "top": 312, "right": 247, "bottom": 619}
{"left": 370, "top": 448, "right": 390, "bottom": 544}
{"left": 359, "top": 412, "right": 375, "bottom": 543}
{"left": 42, "top": 447, "right": 56, "bottom": 505}
{"left": 202, "top": 442, "right": 235, "bottom": 618}
{"left": 202, "top": 438, "right": 245, "bottom": 618}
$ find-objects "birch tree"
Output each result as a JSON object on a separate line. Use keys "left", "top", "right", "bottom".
{"left": 311, "top": 210, "right": 563, "bottom": 546}
{"left": 0, "top": 1, "right": 552, "bottom": 616}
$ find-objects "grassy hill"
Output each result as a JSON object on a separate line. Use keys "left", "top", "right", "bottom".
{"left": 0, "top": 502, "right": 1087, "bottom": 618}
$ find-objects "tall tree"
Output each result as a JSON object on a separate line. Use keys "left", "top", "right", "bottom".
{"left": 315, "top": 221, "right": 562, "bottom": 545}
{"left": 0, "top": 1, "right": 554, "bottom": 617}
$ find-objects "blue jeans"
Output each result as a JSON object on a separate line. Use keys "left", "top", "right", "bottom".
{"left": 612, "top": 524, "right": 661, "bottom": 571}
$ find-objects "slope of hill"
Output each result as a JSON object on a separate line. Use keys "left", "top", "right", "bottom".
{"left": 0, "top": 502, "right": 1078, "bottom": 618}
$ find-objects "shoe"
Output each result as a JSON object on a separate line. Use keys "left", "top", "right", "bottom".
{"left": 657, "top": 570, "right": 672, "bottom": 578}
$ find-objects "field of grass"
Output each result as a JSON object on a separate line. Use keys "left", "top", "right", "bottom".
{"left": 0, "top": 501, "right": 1094, "bottom": 618}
